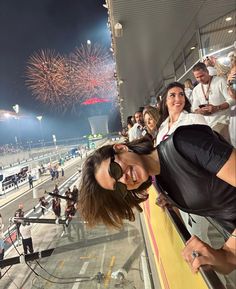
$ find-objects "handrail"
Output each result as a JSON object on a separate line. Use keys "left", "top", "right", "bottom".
{"left": 138, "top": 215, "right": 156, "bottom": 289}
{"left": 166, "top": 209, "right": 226, "bottom": 289}
{"left": 141, "top": 184, "right": 227, "bottom": 289}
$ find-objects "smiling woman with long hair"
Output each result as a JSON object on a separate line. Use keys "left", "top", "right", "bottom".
{"left": 156, "top": 82, "right": 207, "bottom": 144}
{"left": 156, "top": 82, "right": 210, "bottom": 242}
{"left": 78, "top": 124, "right": 236, "bottom": 274}
{"left": 143, "top": 106, "right": 160, "bottom": 145}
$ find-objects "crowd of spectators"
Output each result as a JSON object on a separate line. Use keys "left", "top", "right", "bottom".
{"left": 0, "top": 144, "right": 21, "bottom": 155}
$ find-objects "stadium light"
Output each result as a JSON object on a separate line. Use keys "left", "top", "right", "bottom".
{"left": 13, "top": 104, "right": 19, "bottom": 114}
{"left": 36, "top": 115, "right": 43, "bottom": 121}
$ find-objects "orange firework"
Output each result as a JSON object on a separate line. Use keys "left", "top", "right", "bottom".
{"left": 25, "top": 44, "right": 117, "bottom": 110}
{"left": 25, "top": 49, "right": 72, "bottom": 107}
{"left": 70, "top": 43, "right": 116, "bottom": 103}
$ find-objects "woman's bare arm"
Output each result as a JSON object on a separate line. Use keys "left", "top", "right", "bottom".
{"left": 216, "top": 149, "right": 236, "bottom": 187}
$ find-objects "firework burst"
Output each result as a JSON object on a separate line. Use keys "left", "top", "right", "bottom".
{"left": 25, "top": 50, "right": 72, "bottom": 107}
{"left": 25, "top": 44, "right": 117, "bottom": 110}
{"left": 70, "top": 43, "right": 117, "bottom": 103}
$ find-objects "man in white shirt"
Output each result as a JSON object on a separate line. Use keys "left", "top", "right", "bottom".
{"left": 19, "top": 222, "right": 34, "bottom": 255}
{"left": 192, "top": 62, "right": 235, "bottom": 142}
{"left": 128, "top": 110, "right": 145, "bottom": 141}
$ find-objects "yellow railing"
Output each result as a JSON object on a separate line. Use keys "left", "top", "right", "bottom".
{"left": 141, "top": 185, "right": 222, "bottom": 289}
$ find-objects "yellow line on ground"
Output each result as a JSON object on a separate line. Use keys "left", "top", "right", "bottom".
{"left": 104, "top": 256, "right": 116, "bottom": 288}
{"left": 110, "top": 256, "right": 115, "bottom": 267}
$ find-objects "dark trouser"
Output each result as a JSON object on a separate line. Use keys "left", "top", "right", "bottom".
{"left": 0, "top": 249, "right": 4, "bottom": 260}
{"left": 15, "top": 223, "right": 21, "bottom": 243}
{"left": 67, "top": 223, "right": 85, "bottom": 240}
{"left": 22, "top": 238, "right": 34, "bottom": 254}
{"left": 77, "top": 223, "right": 85, "bottom": 240}
{"left": 41, "top": 206, "right": 45, "bottom": 215}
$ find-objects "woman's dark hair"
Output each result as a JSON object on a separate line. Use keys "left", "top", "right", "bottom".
{"left": 157, "top": 82, "right": 191, "bottom": 129}
{"left": 78, "top": 136, "right": 155, "bottom": 228}
{"left": 127, "top": 115, "right": 134, "bottom": 128}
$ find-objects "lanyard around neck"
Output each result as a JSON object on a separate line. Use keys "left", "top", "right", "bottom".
{"left": 201, "top": 76, "right": 213, "bottom": 103}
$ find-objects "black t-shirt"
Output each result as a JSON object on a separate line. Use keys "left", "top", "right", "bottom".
{"left": 173, "top": 125, "right": 233, "bottom": 174}
{"left": 156, "top": 125, "right": 236, "bottom": 232}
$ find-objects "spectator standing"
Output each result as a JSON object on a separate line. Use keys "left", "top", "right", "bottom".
{"left": 72, "top": 185, "right": 79, "bottom": 202}
{"left": 65, "top": 186, "right": 71, "bottom": 196}
{"left": 50, "top": 168, "right": 55, "bottom": 180}
{"left": 28, "top": 174, "right": 33, "bottom": 189}
{"left": 192, "top": 62, "right": 235, "bottom": 142}
{"left": 61, "top": 167, "right": 65, "bottom": 177}
{"left": 127, "top": 116, "right": 134, "bottom": 131}
{"left": 63, "top": 201, "right": 76, "bottom": 240}
{"left": 65, "top": 202, "right": 76, "bottom": 220}
{"left": 53, "top": 184, "right": 59, "bottom": 195}
{"left": 227, "top": 59, "right": 236, "bottom": 147}
{"left": 52, "top": 196, "right": 61, "bottom": 218}
{"left": 39, "top": 196, "right": 49, "bottom": 215}
{"left": 184, "top": 79, "right": 194, "bottom": 104}
{"left": 0, "top": 213, "right": 3, "bottom": 229}
{"left": 74, "top": 210, "right": 85, "bottom": 240}
{"left": 119, "top": 116, "right": 134, "bottom": 139}
{"left": 0, "top": 213, "right": 5, "bottom": 260}
{"left": 14, "top": 203, "right": 24, "bottom": 245}
{"left": 52, "top": 184, "right": 61, "bottom": 218}
{"left": 156, "top": 82, "right": 209, "bottom": 242}
{"left": 128, "top": 110, "right": 145, "bottom": 141}
{"left": 156, "top": 82, "right": 207, "bottom": 144}
{"left": 65, "top": 187, "right": 73, "bottom": 206}
{"left": 0, "top": 235, "right": 5, "bottom": 261}
{"left": 55, "top": 169, "right": 59, "bottom": 179}
{"left": 143, "top": 106, "right": 160, "bottom": 145}
{"left": 203, "top": 56, "right": 217, "bottom": 76}
{"left": 65, "top": 202, "right": 85, "bottom": 240}
{"left": 12, "top": 174, "right": 19, "bottom": 189}
{"left": 40, "top": 164, "right": 45, "bottom": 174}
{"left": 227, "top": 56, "right": 236, "bottom": 100}
{"left": 19, "top": 222, "right": 34, "bottom": 255}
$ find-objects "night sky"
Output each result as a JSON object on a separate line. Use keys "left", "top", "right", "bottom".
{"left": 0, "top": 0, "right": 121, "bottom": 145}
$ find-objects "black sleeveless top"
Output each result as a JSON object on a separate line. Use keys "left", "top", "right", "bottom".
{"left": 155, "top": 125, "right": 236, "bottom": 233}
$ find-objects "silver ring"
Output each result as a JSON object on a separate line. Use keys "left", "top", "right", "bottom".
{"left": 191, "top": 250, "right": 200, "bottom": 259}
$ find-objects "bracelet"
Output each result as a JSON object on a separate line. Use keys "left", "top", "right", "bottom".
{"left": 230, "top": 234, "right": 236, "bottom": 238}
{"left": 217, "top": 105, "right": 221, "bottom": 111}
